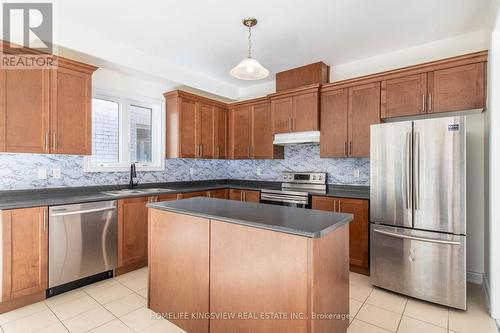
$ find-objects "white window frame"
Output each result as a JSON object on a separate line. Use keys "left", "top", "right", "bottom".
{"left": 84, "top": 89, "right": 165, "bottom": 172}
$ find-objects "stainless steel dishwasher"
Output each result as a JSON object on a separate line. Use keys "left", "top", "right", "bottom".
{"left": 48, "top": 200, "right": 117, "bottom": 294}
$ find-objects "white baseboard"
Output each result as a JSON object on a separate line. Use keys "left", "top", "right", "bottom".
{"left": 467, "top": 271, "right": 484, "bottom": 284}
{"left": 483, "top": 274, "right": 491, "bottom": 314}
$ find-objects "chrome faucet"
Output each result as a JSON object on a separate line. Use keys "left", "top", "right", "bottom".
{"left": 128, "top": 163, "right": 138, "bottom": 189}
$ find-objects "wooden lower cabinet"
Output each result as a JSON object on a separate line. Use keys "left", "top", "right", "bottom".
{"left": 149, "top": 210, "right": 349, "bottom": 333}
{"left": 1, "top": 206, "right": 48, "bottom": 312}
{"left": 177, "top": 191, "right": 208, "bottom": 199}
{"left": 229, "top": 189, "right": 260, "bottom": 203}
{"left": 312, "top": 196, "right": 370, "bottom": 274}
{"left": 117, "top": 197, "right": 150, "bottom": 272}
{"left": 207, "top": 189, "right": 228, "bottom": 199}
{"left": 149, "top": 210, "right": 210, "bottom": 333}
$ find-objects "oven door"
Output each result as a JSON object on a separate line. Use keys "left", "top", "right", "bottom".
{"left": 260, "top": 193, "right": 310, "bottom": 208}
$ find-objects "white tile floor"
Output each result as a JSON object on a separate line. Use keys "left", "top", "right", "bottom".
{"left": 348, "top": 272, "right": 500, "bottom": 333}
{"left": 0, "top": 267, "right": 185, "bottom": 333}
{"left": 0, "top": 269, "right": 498, "bottom": 333}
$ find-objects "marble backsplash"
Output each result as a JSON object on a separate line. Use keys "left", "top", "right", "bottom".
{"left": 0, "top": 144, "right": 369, "bottom": 190}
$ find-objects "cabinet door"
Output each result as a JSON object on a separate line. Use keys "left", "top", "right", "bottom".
{"left": 50, "top": 67, "right": 92, "bottom": 154}
{"left": 338, "top": 198, "right": 369, "bottom": 271}
{"left": 230, "top": 107, "right": 251, "bottom": 159}
{"left": 118, "top": 197, "right": 149, "bottom": 267}
{"left": 207, "top": 189, "right": 228, "bottom": 200}
{"left": 271, "top": 97, "right": 293, "bottom": 134}
{"left": 381, "top": 73, "right": 427, "bottom": 118}
{"left": 229, "top": 189, "right": 243, "bottom": 201}
{"left": 428, "top": 63, "right": 486, "bottom": 114}
{"left": 2, "top": 207, "right": 48, "bottom": 301}
{"left": 292, "top": 92, "right": 319, "bottom": 132}
{"left": 0, "top": 67, "right": 50, "bottom": 153}
{"left": 320, "top": 89, "right": 348, "bottom": 157}
{"left": 311, "top": 196, "right": 336, "bottom": 211}
{"left": 197, "top": 103, "right": 215, "bottom": 158}
{"left": 214, "top": 106, "right": 227, "bottom": 159}
{"left": 251, "top": 102, "right": 275, "bottom": 159}
{"left": 243, "top": 190, "right": 260, "bottom": 203}
{"left": 348, "top": 83, "right": 381, "bottom": 157}
{"left": 179, "top": 98, "right": 197, "bottom": 158}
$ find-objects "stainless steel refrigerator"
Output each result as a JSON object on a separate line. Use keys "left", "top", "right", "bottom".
{"left": 370, "top": 116, "right": 466, "bottom": 310}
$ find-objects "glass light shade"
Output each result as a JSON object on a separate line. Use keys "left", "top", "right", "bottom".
{"left": 230, "top": 57, "right": 269, "bottom": 80}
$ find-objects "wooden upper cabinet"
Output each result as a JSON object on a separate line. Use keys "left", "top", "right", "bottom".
{"left": 229, "top": 105, "right": 251, "bottom": 159}
{"left": 1, "top": 206, "right": 48, "bottom": 302}
{"left": 165, "top": 90, "right": 227, "bottom": 159}
{"left": 320, "top": 88, "right": 348, "bottom": 158}
{"left": 292, "top": 91, "right": 319, "bottom": 132}
{"left": 348, "top": 82, "right": 381, "bottom": 157}
{"left": 270, "top": 97, "right": 292, "bottom": 134}
{"left": 229, "top": 98, "right": 283, "bottom": 160}
{"left": 214, "top": 106, "right": 227, "bottom": 159}
{"left": 0, "top": 55, "right": 96, "bottom": 155}
{"left": 118, "top": 197, "right": 149, "bottom": 268}
{"left": 0, "top": 67, "right": 50, "bottom": 153}
{"left": 270, "top": 84, "right": 320, "bottom": 134}
{"left": 50, "top": 61, "right": 95, "bottom": 155}
{"left": 178, "top": 98, "right": 197, "bottom": 158}
{"left": 197, "top": 103, "right": 215, "bottom": 158}
{"left": 320, "top": 83, "right": 380, "bottom": 158}
{"left": 428, "top": 63, "right": 486, "bottom": 113}
{"left": 381, "top": 73, "right": 427, "bottom": 118}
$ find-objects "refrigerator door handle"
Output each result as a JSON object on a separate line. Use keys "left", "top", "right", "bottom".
{"left": 403, "top": 132, "right": 412, "bottom": 210}
{"left": 373, "top": 229, "right": 461, "bottom": 246}
{"left": 414, "top": 131, "right": 420, "bottom": 210}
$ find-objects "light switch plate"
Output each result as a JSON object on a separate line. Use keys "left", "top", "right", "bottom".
{"left": 52, "top": 168, "right": 61, "bottom": 179}
{"left": 38, "top": 168, "right": 47, "bottom": 180}
{"left": 353, "top": 169, "right": 360, "bottom": 178}
{"left": 256, "top": 168, "right": 261, "bottom": 176}
{"left": 189, "top": 168, "right": 194, "bottom": 175}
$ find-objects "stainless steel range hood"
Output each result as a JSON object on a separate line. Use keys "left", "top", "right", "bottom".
{"left": 273, "top": 131, "right": 320, "bottom": 145}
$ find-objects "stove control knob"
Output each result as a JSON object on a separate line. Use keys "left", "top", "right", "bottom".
{"left": 312, "top": 176, "right": 317, "bottom": 180}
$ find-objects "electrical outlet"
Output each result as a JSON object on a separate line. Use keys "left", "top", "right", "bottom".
{"left": 189, "top": 168, "right": 194, "bottom": 175}
{"left": 52, "top": 168, "right": 61, "bottom": 179}
{"left": 353, "top": 169, "right": 360, "bottom": 178}
{"left": 256, "top": 168, "right": 261, "bottom": 176}
{"left": 38, "top": 167, "right": 47, "bottom": 180}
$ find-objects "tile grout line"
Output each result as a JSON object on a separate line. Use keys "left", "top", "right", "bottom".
{"left": 395, "top": 299, "right": 408, "bottom": 332}
{"left": 40, "top": 304, "right": 70, "bottom": 333}
{"left": 80, "top": 290, "right": 122, "bottom": 333}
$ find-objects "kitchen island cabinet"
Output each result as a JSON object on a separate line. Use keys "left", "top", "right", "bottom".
{"left": 148, "top": 197, "right": 352, "bottom": 333}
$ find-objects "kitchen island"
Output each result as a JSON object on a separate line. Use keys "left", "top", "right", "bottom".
{"left": 147, "top": 197, "right": 353, "bottom": 333}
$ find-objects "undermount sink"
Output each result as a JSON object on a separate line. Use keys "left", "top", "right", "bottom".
{"left": 101, "top": 188, "right": 175, "bottom": 196}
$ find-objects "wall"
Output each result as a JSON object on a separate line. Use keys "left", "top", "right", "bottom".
{"left": 227, "top": 144, "right": 369, "bottom": 185}
{"left": 486, "top": 0, "right": 500, "bottom": 319}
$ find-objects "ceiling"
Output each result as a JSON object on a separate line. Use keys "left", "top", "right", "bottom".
{"left": 58, "top": 0, "right": 493, "bottom": 91}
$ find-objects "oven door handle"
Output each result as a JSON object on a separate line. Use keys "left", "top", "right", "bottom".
{"left": 260, "top": 194, "right": 308, "bottom": 204}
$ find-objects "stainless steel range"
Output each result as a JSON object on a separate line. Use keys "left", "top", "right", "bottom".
{"left": 260, "top": 172, "right": 327, "bottom": 208}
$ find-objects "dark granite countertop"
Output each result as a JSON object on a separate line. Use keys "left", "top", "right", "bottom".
{"left": 0, "top": 179, "right": 369, "bottom": 210}
{"left": 148, "top": 197, "right": 353, "bottom": 238}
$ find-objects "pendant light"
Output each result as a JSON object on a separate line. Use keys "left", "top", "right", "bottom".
{"left": 230, "top": 18, "right": 269, "bottom": 80}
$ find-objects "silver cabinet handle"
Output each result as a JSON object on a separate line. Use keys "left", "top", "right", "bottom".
{"left": 292, "top": 118, "right": 295, "bottom": 131}
{"left": 422, "top": 94, "right": 426, "bottom": 113}
{"left": 403, "top": 132, "right": 412, "bottom": 210}
{"left": 247, "top": 146, "right": 251, "bottom": 158}
{"left": 52, "top": 132, "right": 57, "bottom": 150}
{"left": 344, "top": 142, "right": 347, "bottom": 157}
{"left": 289, "top": 118, "right": 292, "bottom": 131}
{"left": 45, "top": 132, "right": 49, "bottom": 151}
{"left": 428, "top": 93, "right": 432, "bottom": 112}
{"left": 43, "top": 208, "right": 46, "bottom": 231}
{"left": 51, "top": 206, "right": 116, "bottom": 217}
{"left": 349, "top": 142, "right": 352, "bottom": 156}
{"left": 373, "top": 229, "right": 461, "bottom": 246}
{"left": 200, "top": 144, "right": 203, "bottom": 157}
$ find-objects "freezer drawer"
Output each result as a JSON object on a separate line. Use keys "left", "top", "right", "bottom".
{"left": 49, "top": 201, "right": 118, "bottom": 288}
{"left": 370, "top": 224, "right": 466, "bottom": 309}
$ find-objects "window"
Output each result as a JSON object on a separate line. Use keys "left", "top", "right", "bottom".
{"left": 84, "top": 91, "right": 164, "bottom": 172}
